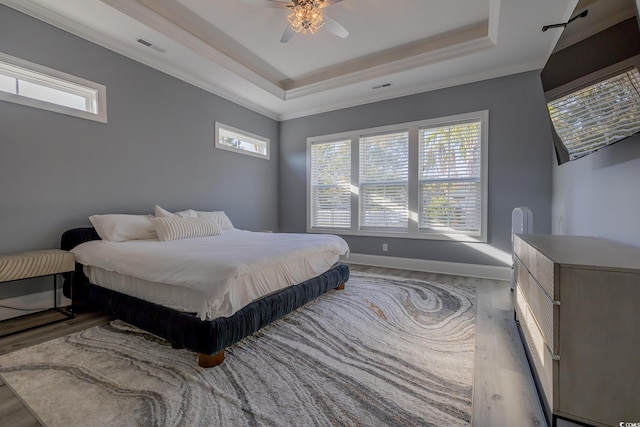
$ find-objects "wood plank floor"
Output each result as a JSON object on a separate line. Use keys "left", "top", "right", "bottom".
{"left": 350, "top": 264, "right": 546, "bottom": 427}
{"left": 0, "top": 265, "right": 547, "bottom": 426}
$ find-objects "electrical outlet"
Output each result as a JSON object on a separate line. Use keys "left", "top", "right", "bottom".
{"left": 382, "top": 243, "right": 388, "bottom": 252}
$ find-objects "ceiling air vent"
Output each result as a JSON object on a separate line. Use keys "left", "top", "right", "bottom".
{"left": 136, "top": 38, "right": 166, "bottom": 53}
{"left": 371, "top": 82, "right": 392, "bottom": 90}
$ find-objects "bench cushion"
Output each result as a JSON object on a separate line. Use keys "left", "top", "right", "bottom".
{"left": 0, "top": 250, "right": 75, "bottom": 282}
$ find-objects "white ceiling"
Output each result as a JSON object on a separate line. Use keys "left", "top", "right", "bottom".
{"left": 1, "top": 0, "right": 607, "bottom": 120}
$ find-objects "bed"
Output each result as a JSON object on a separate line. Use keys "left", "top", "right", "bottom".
{"left": 60, "top": 216, "right": 349, "bottom": 368}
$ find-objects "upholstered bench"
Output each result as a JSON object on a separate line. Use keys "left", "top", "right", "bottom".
{"left": 0, "top": 249, "right": 75, "bottom": 337}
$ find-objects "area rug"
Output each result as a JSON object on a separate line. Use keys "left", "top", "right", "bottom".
{"left": 0, "top": 272, "right": 476, "bottom": 427}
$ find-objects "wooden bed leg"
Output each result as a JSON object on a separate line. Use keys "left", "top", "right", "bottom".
{"left": 335, "top": 283, "right": 346, "bottom": 290}
{"left": 198, "top": 351, "right": 225, "bottom": 368}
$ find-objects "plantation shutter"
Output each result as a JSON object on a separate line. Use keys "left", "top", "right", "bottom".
{"left": 418, "top": 121, "right": 482, "bottom": 235}
{"left": 310, "top": 140, "right": 351, "bottom": 229}
{"left": 359, "top": 131, "right": 409, "bottom": 229}
{"left": 547, "top": 68, "right": 640, "bottom": 162}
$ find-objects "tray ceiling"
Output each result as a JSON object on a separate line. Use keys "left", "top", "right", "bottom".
{"left": 1, "top": 0, "right": 584, "bottom": 119}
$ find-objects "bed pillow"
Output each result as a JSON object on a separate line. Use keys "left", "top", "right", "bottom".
{"left": 195, "top": 211, "right": 234, "bottom": 230}
{"left": 154, "top": 205, "right": 198, "bottom": 218}
{"left": 89, "top": 214, "right": 157, "bottom": 242}
{"left": 150, "top": 216, "right": 223, "bottom": 241}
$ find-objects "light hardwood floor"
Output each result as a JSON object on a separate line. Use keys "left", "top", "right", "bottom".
{"left": 0, "top": 265, "right": 546, "bottom": 426}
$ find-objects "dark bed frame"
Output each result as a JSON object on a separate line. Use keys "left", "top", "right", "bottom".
{"left": 61, "top": 227, "right": 350, "bottom": 367}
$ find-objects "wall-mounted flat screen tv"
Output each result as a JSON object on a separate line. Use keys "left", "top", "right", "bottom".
{"left": 547, "top": 67, "right": 640, "bottom": 164}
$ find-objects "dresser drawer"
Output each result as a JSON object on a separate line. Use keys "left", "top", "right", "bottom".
{"left": 515, "top": 286, "right": 555, "bottom": 411}
{"left": 514, "top": 235, "right": 556, "bottom": 298}
{"left": 515, "top": 259, "right": 557, "bottom": 354}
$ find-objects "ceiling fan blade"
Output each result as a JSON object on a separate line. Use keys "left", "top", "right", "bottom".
{"left": 242, "top": 0, "right": 290, "bottom": 9}
{"left": 280, "top": 24, "right": 297, "bottom": 43}
{"left": 323, "top": 15, "right": 349, "bottom": 38}
{"left": 320, "top": 0, "right": 344, "bottom": 8}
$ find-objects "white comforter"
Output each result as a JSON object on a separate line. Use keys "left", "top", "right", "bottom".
{"left": 71, "top": 230, "right": 349, "bottom": 319}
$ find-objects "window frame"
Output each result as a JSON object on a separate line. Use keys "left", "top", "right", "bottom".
{"left": 215, "top": 122, "right": 271, "bottom": 160}
{"left": 0, "top": 52, "right": 107, "bottom": 123}
{"left": 306, "top": 111, "right": 488, "bottom": 242}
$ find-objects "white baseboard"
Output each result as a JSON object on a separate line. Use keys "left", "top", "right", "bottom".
{"left": 0, "top": 289, "right": 71, "bottom": 322}
{"left": 341, "top": 253, "right": 511, "bottom": 281}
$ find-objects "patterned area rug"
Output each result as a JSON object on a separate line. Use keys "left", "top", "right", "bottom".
{"left": 0, "top": 272, "right": 476, "bottom": 426}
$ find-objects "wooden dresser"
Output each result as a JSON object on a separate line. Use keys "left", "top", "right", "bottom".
{"left": 513, "top": 234, "right": 640, "bottom": 427}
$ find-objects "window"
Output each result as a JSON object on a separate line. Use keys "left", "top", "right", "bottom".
{"left": 307, "top": 111, "right": 488, "bottom": 241}
{"left": 418, "top": 121, "right": 482, "bottom": 235}
{"left": 360, "top": 131, "right": 409, "bottom": 230}
{"left": 546, "top": 59, "right": 640, "bottom": 164}
{"left": 309, "top": 139, "right": 351, "bottom": 229}
{"left": 215, "top": 122, "right": 270, "bottom": 159}
{"left": 0, "top": 52, "right": 107, "bottom": 123}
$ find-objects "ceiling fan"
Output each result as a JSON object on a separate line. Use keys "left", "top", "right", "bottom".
{"left": 244, "top": 0, "right": 350, "bottom": 43}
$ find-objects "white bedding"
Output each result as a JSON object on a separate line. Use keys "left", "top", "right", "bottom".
{"left": 71, "top": 230, "right": 349, "bottom": 320}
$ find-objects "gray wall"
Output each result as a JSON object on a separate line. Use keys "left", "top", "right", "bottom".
{"left": 544, "top": 18, "right": 640, "bottom": 247}
{"left": 279, "top": 71, "right": 554, "bottom": 267}
{"left": 0, "top": 5, "right": 279, "bottom": 298}
{"left": 552, "top": 136, "right": 640, "bottom": 246}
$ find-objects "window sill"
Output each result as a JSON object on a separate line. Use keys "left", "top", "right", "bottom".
{"left": 307, "top": 227, "right": 486, "bottom": 243}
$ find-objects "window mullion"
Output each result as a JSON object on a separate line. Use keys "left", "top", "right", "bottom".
{"left": 351, "top": 135, "right": 360, "bottom": 232}
{"left": 408, "top": 126, "right": 419, "bottom": 234}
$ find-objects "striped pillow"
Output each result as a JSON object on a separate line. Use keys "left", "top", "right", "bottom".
{"left": 150, "top": 216, "right": 222, "bottom": 241}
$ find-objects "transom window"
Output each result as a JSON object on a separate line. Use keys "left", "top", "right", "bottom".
{"left": 0, "top": 52, "right": 107, "bottom": 123}
{"left": 307, "top": 111, "right": 488, "bottom": 241}
{"left": 215, "top": 122, "right": 270, "bottom": 160}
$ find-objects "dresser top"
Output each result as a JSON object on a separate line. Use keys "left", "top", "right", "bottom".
{"left": 515, "top": 234, "right": 640, "bottom": 273}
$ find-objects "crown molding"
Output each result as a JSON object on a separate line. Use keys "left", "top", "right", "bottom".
{"left": 107, "top": 0, "right": 496, "bottom": 102}
{"left": 278, "top": 58, "right": 547, "bottom": 121}
{"left": 1, "top": 0, "right": 558, "bottom": 122}
{"left": 285, "top": 22, "right": 495, "bottom": 100}
{"left": 100, "top": 0, "right": 286, "bottom": 100}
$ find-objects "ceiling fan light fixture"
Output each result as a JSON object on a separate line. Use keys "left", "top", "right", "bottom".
{"left": 288, "top": 0, "right": 325, "bottom": 35}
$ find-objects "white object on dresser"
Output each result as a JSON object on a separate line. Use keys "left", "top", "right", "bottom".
{"left": 514, "top": 234, "right": 640, "bottom": 427}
